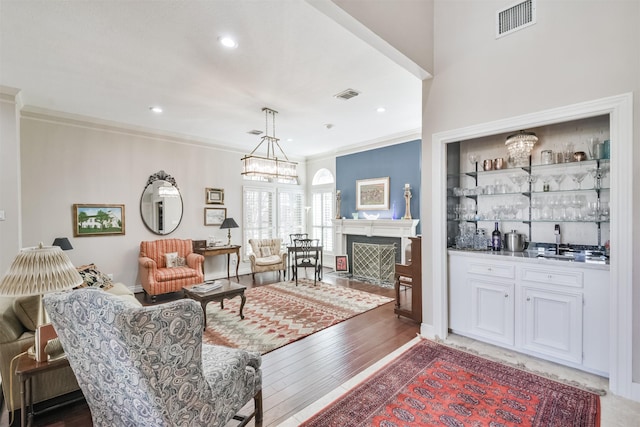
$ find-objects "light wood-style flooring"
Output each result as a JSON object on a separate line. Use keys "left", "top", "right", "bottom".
{"left": 0, "top": 270, "right": 419, "bottom": 427}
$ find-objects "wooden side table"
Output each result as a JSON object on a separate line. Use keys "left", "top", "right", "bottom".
{"left": 194, "top": 245, "right": 241, "bottom": 282}
{"left": 14, "top": 353, "right": 80, "bottom": 427}
{"left": 183, "top": 282, "right": 247, "bottom": 329}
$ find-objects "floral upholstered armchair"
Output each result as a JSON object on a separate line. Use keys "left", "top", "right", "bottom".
{"left": 139, "top": 238, "right": 204, "bottom": 302}
{"left": 248, "top": 238, "right": 287, "bottom": 281}
{"left": 44, "top": 288, "right": 262, "bottom": 427}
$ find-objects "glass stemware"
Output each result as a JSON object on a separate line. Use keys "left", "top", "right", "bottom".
{"left": 526, "top": 174, "right": 538, "bottom": 191}
{"left": 550, "top": 173, "right": 565, "bottom": 191}
{"left": 509, "top": 173, "right": 527, "bottom": 192}
{"left": 467, "top": 153, "right": 480, "bottom": 169}
{"left": 540, "top": 175, "right": 553, "bottom": 192}
{"left": 571, "top": 171, "right": 588, "bottom": 189}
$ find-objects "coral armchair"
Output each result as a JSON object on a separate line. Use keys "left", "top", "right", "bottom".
{"left": 139, "top": 239, "right": 204, "bottom": 301}
{"left": 44, "top": 289, "right": 262, "bottom": 427}
{"left": 248, "top": 238, "right": 287, "bottom": 281}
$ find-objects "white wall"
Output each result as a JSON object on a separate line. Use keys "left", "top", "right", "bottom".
{"left": 0, "top": 88, "right": 22, "bottom": 274}
{"left": 18, "top": 112, "right": 309, "bottom": 288}
{"left": 422, "top": 0, "right": 639, "bottom": 383}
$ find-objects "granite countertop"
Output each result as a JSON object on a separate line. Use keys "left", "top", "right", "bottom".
{"left": 447, "top": 248, "right": 610, "bottom": 271}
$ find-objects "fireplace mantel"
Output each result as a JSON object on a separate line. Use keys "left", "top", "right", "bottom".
{"left": 332, "top": 219, "right": 419, "bottom": 264}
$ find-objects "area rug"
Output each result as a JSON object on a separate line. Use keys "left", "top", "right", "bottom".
{"left": 301, "top": 338, "right": 600, "bottom": 427}
{"left": 202, "top": 279, "right": 393, "bottom": 354}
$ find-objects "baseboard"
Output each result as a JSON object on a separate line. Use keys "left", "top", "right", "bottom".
{"left": 420, "top": 322, "right": 436, "bottom": 339}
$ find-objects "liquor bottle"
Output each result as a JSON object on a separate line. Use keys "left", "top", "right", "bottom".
{"left": 491, "top": 222, "right": 502, "bottom": 251}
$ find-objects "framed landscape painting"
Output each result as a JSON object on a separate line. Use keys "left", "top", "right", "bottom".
{"left": 204, "top": 207, "right": 226, "bottom": 226}
{"left": 356, "top": 177, "right": 390, "bottom": 211}
{"left": 73, "top": 204, "right": 125, "bottom": 237}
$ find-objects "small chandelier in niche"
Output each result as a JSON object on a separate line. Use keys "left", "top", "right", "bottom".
{"left": 505, "top": 130, "right": 538, "bottom": 167}
{"left": 241, "top": 108, "right": 298, "bottom": 181}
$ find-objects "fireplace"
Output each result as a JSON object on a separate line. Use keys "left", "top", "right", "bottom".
{"left": 332, "top": 219, "right": 419, "bottom": 268}
{"left": 351, "top": 242, "right": 397, "bottom": 283}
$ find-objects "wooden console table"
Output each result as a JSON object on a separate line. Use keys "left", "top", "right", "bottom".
{"left": 194, "top": 245, "right": 241, "bottom": 282}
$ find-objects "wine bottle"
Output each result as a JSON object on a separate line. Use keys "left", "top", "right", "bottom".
{"left": 492, "top": 222, "right": 502, "bottom": 251}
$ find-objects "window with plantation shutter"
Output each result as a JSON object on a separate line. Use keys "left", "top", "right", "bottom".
{"left": 243, "top": 185, "right": 305, "bottom": 257}
{"left": 243, "top": 186, "right": 276, "bottom": 256}
{"left": 277, "top": 189, "right": 305, "bottom": 244}
{"left": 312, "top": 190, "right": 334, "bottom": 252}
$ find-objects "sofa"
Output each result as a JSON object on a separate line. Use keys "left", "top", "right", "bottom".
{"left": 0, "top": 277, "right": 139, "bottom": 414}
{"left": 138, "top": 239, "right": 205, "bottom": 301}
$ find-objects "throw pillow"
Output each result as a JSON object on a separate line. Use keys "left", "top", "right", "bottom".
{"left": 13, "top": 295, "right": 40, "bottom": 331}
{"left": 76, "top": 263, "right": 114, "bottom": 290}
{"left": 176, "top": 256, "right": 186, "bottom": 267}
{"left": 260, "top": 247, "right": 272, "bottom": 257}
{"left": 165, "top": 252, "right": 179, "bottom": 268}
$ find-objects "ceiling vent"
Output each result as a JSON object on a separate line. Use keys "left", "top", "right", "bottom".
{"left": 247, "top": 130, "right": 263, "bottom": 135}
{"left": 496, "top": 0, "right": 536, "bottom": 38}
{"left": 334, "top": 88, "right": 361, "bottom": 101}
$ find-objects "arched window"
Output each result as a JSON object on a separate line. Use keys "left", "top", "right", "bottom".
{"left": 312, "top": 168, "right": 334, "bottom": 185}
{"left": 311, "top": 168, "right": 335, "bottom": 252}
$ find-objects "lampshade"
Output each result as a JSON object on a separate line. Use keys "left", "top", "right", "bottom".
{"left": 52, "top": 237, "right": 73, "bottom": 251}
{"left": 220, "top": 218, "right": 239, "bottom": 229}
{"left": 0, "top": 244, "right": 83, "bottom": 297}
{"left": 220, "top": 218, "right": 239, "bottom": 246}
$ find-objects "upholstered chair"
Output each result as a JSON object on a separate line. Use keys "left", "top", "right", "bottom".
{"left": 248, "top": 238, "right": 287, "bottom": 281}
{"left": 44, "top": 288, "right": 262, "bottom": 427}
{"left": 139, "top": 238, "right": 204, "bottom": 301}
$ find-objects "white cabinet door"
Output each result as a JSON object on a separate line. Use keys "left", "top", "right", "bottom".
{"left": 470, "top": 279, "right": 514, "bottom": 346}
{"left": 520, "top": 286, "right": 583, "bottom": 364}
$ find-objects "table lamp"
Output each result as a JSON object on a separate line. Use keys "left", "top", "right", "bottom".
{"left": 52, "top": 237, "right": 73, "bottom": 250}
{"left": 0, "top": 243, "right": 83, "bottom": 361}
{"left": 220, "top": 218, "right": 239, "bottom": 246}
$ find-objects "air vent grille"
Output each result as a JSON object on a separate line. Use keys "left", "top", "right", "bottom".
{"left": 496, "top": 0, "right": 536, "bottom": 38}
{"left": 247, "top": 130, "right": 263, "bottom": 135}
{"left": 334, "top": 88, "right": 361, "bottom": 101}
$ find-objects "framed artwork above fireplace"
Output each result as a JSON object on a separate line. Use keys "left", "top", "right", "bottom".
{"left": 356, "top": 177, "right": 389, "bottom": 211}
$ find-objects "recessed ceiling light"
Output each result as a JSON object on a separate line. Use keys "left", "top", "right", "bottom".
{"left": 376, "top": 107, "right": 386, "bottom": 113}
{"left": 149, "top": 106, "right": 163, "bottom": 114}
{"left": 218, "top": 36, "right": 238, "bottom": 49}
{"left": 287, "top": 138, "right": 293, "bottom": 142}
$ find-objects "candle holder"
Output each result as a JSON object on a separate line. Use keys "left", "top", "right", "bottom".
{"left": 335, "top": 190, "right": 342, "bottom": 219}
{"left": 403, "top": 185, "right": 412, "bottom": 220}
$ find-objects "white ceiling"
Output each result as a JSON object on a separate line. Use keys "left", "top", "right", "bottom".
{"left": 0, "top": 0, "right": 422, "bottom": 159}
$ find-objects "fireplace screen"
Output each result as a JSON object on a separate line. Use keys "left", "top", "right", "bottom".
{"left": 352, "top": 242, "right": 396, "bottom": 284}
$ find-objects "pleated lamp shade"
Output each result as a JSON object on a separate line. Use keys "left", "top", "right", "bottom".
{"left": 0, "top": 243, "right": 83, "bottom": 297}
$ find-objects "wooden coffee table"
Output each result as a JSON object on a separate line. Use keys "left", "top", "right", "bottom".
{"left": 183, "top": 282, "right": 246, "bottom": 329}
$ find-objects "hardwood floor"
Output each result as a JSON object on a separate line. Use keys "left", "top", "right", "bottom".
{"left": 0, "top": 271, "right": 419, "bottom": 427}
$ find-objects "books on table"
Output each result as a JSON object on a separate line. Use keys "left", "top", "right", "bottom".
{"left": 190, "top": 281, "right": 223, "bottom": 293}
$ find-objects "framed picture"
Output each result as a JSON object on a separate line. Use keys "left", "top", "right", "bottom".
{"left": 356, "top": 177, "right": 390, "bottom": 211}
{"left": 73, "top": 204, "right": 125, "bottom": 237}
{"left": 205, "top": 188, "right": 224, "bottom": 205}
{"left": 335, "top": 255, "right": 349, "bottom": 272}
{"left": 204, "top": 207, "right": 226, "bottom": 226}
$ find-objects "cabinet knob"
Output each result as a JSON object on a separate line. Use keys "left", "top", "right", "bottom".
{"left": 548, "top": 274, "right": 552, "bottom": 279}
{"left": 487, "top": 267, "right": 492, "bottom": 271}
{"left": 505, "top": 294, "right": 509, "bottom": 298}
{"left": 526, "top": 297, "right": 531, "bottom": 301}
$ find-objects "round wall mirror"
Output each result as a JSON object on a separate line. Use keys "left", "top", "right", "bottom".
{"left": 140, "top": 170, "right": 183, "bottom": 235}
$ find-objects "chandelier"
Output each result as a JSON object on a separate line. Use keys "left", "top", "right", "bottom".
{"left": 241, "top": 108, "right": 298, "bottom": 181}
{"left": 505, "top": 130, "right": 538, "bottom": 167}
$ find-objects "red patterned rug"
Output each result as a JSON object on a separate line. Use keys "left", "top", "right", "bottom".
{"left": 202, "top": 279, "right": 393, "bottom": 354}
{"left": 301, "top": 339, "right": 600, "bottom": 427}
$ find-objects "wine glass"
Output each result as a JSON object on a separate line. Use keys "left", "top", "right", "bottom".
{"left": 509, "top": 174, "right": 526, "bottom": 191}
{"left": 571, "top": 171, "right": 588, "bottom": 189}
{"left": 550, "top": 173, "right": 565, "bottom": 190}
{"left": 526, "top": 174, "right": 538, "bottom": 191}
{"left": 468, "top": 153, "right": 480, "bottom": 170}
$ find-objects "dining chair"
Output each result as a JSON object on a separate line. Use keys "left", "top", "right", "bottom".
{"left": 292, "top": 238, "right": 320, "bottom": 286}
